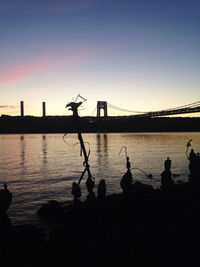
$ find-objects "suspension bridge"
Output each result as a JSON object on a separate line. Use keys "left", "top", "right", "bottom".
{"left": 91, "top": 100, "right": 200, "bottom": 118}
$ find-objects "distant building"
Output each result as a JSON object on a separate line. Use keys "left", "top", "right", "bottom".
{"left": 42, "top": 102, "right": 46, "bottom": 117}
{"left": 20, "top": 101, "right": 24, "bottom": 117}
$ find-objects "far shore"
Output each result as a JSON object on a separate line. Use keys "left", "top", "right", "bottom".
{"left": 1, "top": 116, "right": 200, "bottom": 134}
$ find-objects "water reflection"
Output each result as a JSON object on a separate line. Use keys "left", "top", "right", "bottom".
{"left": 42, "top": 135, "right": 47, "bottom": 164}
{"left": 20, "top": 135, "right": 25, "bottom": 165}
{"left": 96, "top": 134, "right": 108, "bottom": 175}
{"left": 2, "top": 132, "right": 199, "bottom": 225}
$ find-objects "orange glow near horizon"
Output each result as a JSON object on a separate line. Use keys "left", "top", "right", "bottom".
{"left": 1, "top": 101, "right": 200, "bottom": 118}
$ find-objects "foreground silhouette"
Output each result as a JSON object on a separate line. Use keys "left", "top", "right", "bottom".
{"left": 35, "top": 145, "right": 200, "bottom": 267}
{"left": 65, "top": 96, "right": 96, "bottom": 200}
{"left": 189, "top": 149, "right": 200, "bottom": 183}
{"left": 0, "top": 183, "right": 12, "bottom": 213}
{"left": 161, "top": 157, "right": 174, "bottom": 191}
{"left": 2, "top": 144, "right": 200, "bottom": 266}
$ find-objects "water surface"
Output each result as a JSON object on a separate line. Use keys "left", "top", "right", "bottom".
{"left": 0, "top": 132, "right": 200, "bottom": 224}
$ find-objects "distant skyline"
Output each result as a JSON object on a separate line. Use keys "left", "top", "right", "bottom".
{"left": 1, "top": 0, "right": 200, "bottom": 117}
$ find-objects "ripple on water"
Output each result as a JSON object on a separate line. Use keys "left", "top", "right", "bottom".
{"left": 1, "top": 132, "right": 200, "bottom": 224}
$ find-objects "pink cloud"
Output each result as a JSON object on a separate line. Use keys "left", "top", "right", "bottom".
{"left": 0, "top": 56, "right": 48, "bottom": 87}
{"left": 0, "top": 49, "right": 97, "bottom": 87}
{"left": 0, "top": 105, "right": 17, "bottom": 116}
{"left": 0, "top": 105, "right": 16, "bottom": 109}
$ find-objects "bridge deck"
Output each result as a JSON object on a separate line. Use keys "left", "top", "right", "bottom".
{"left": 135, "top": 106, "right": 200, "bottom": 118}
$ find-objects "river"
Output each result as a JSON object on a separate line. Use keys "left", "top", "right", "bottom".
{"left": 0, "top": 132, "right": 200, "bottom": 225}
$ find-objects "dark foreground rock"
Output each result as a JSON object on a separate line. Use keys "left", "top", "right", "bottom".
{"left": 2, "top": 180, "right": 200, "bottom": 267}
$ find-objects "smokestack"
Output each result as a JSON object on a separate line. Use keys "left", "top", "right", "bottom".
{"left": 20, "top": 101, "right": 24, "bottom": 117}
{"left": 42, "top": 102, "right": 46, "bottom": 117}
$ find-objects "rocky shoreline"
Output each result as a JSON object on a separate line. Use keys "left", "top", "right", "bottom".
{"left": 1, "top": 149, "right": 200, "bottom": 267}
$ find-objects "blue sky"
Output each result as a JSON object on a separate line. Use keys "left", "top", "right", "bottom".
{"left": 0, "top": 0, "right": 200, "bottom": 116}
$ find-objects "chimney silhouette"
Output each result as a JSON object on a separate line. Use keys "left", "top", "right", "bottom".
{"left": 20, "top": 101, "right": 24, "bottom": 117}
{"left": 42, "top": 102, "right": 46, "bottom": 117}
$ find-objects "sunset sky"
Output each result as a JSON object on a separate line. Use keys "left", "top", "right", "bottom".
{"left": 0, "top": 0, "right": 200, "bottom": 117}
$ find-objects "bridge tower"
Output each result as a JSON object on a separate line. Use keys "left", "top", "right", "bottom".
{"left": 97, "top": 101, "right": 108, "bottom": 117}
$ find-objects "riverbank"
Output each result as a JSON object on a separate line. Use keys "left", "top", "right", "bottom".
{"left": 1, "top": 179, "right": 200, "bottom": 267}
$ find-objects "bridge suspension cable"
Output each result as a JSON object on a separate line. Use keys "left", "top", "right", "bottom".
{"left": 90, "top": 106, "right": 97, "bottom": 116}
{"left": 107, "top": 100, "right": 200, "bottom": 114}
{"left": 166, "top": 100, "right": 200, "bottom": 110}
{"left": 107, "top": 103, "right": 145, "bottom": 113}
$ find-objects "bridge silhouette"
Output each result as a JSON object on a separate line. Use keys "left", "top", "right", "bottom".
{"left": 93, "top": 100, "right": 200, "bottom": 118}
